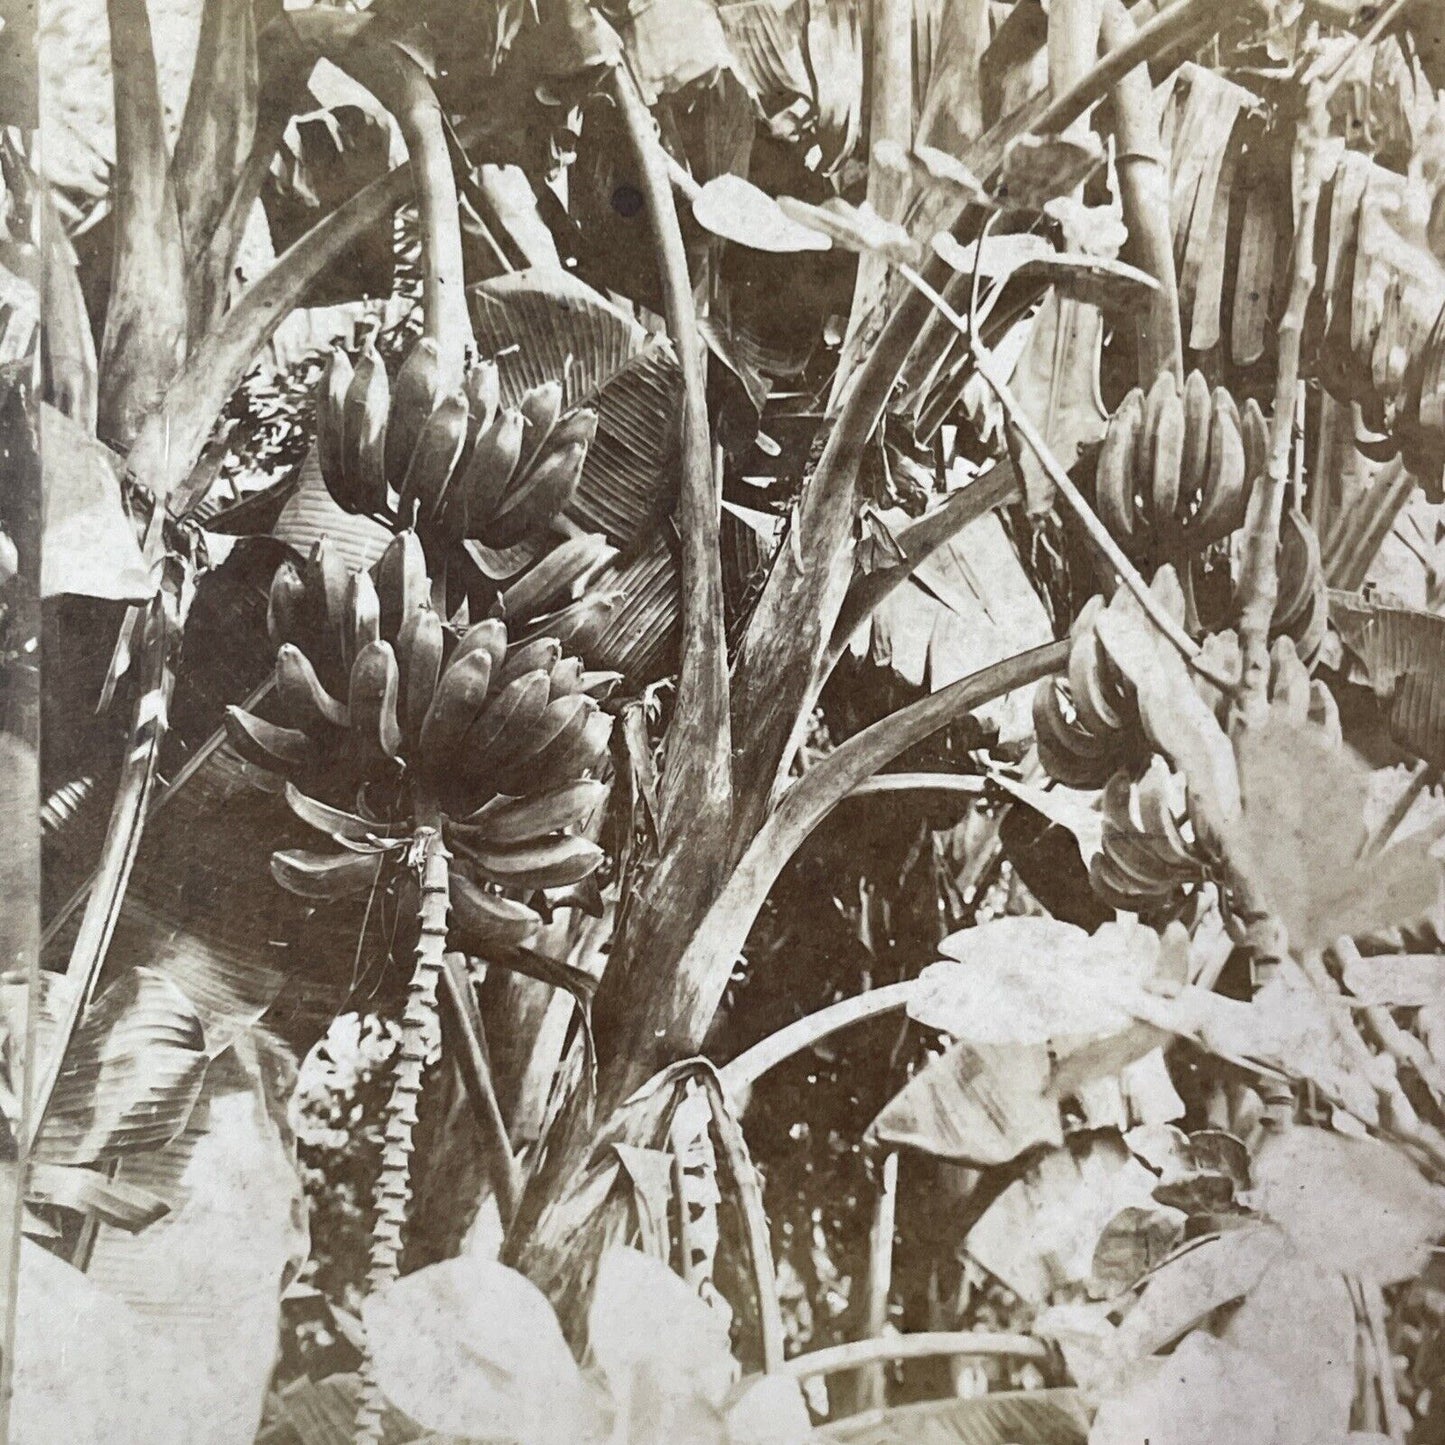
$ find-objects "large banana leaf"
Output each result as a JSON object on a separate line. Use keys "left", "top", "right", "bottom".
{"left": 468, "top": 268, "right": 683, "bottom": 548}
{"left": 815, "top": 1388, "right": 1088, "bottom": 1445}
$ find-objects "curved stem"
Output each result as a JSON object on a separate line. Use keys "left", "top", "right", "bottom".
{"left": 607, "top": 60, "right": 730, "bottom": 852}
{"left": 781, "top": 1330, "right": 1050, "bottom": 1380}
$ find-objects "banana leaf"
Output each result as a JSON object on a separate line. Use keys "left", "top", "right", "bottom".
{"left": 589, "top": 529, "right": 681, "bottom": 684}
{"left": 468, "top": 268, "right": 684, "bottom": 547}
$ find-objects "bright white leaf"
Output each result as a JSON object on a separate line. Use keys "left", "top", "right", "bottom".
{"left": 364, "top": 1254, "right": 599, "bottom": 1443}
{"left": 724, "top": 1373, "right": 812, "bottom": 1445}
{"left": 1248, "top": 1127, "right": 1445, "bottom": 1283}
{"left": 588, "top": 1247, "right": 736, "bottom": 1414}
{"left": 692, "top": 175, "right": 831, "bottom": 254}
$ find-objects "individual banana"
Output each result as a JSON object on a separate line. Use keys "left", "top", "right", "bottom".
{"left": 464, "top": 359, "right": 501, "bottom": 441}
{"left": 276, "top": 643, "right": 349, "bottom": 734}
{"left": 1179, "top": 369, "right": 1212, "bottom": 506}
{"left": 419, "top": 650, "right": 497, "bottom": 772}
{"left": 459, "top": 832, "right": 605, "bottom": 890}
{"left": 349, "top": 640, "right": 404, "bottom": 761}
{"left": 397, "top": 391, "right": 469, "bottom": 530}
{"left": 492, "top": 695, "right": 597, "bottom": 796}
{"left": 464, "top": 669, "right": 551, "bottom": 776}
{"left": 500, "top": 533, "right": 616, "bottom": 622}
{"left": 316, "top": 349, "right": 353, "bottom": 500}
{"left": 546, "top": 655, "right": 586, "bottom": 698}
{"left": 303, "top": 539, "right": 350, "bottom": 639}
{"left": 343, "top": 569, "right": 382, "bottom": 674}
{"left": 375, "top": 530, "right": 430, "bottom": 643}
{"left": 455, "top": 778, "right": 608, "bottom": 846}
{"left": 271, "top": 848, "right": 383, "bottom": 902}
{"left": 450, "top": 407, "right": 524, "bottom": 539}
{"left": 385, "top": 337, "right": 443, "bottom": 495}
{"left": 450, "top": 617, "right": 509, "bottom": 674}
{"left": 341, "top": 342, "right": 390, "bottom": 516}
{"left": 1145, "top": 370, "right": 1185, "bottom": 551}
{"left": 225, "top": 706, "right": 317, "bottom": 775}
{"left": 1096, "top": 387, "right": 1144, "bottom": 553}
{"left": 495, "top": 636, "right": 563, "bottom": 691}
{"left": 1240, "top": 397, "right": 1269, "bottom": 485}
{"left": 484, "top": 439, "right": 588, "bottom": 549}
{"left": 1272, "top": 507, "right": 1320, "bottom": 636}
{"left": 284, "top": 781, "right": 381, "bottom": 847}
{"left": 513, "top": 380, "right": 565, "bottom": 479}
{"left": 515, "top": 591, "right": 619, "bottom": 657}
{"left": 1190, "top": 387, "right": 1248, "bottom": 544}
{"left": 579, "top": 671, "right": 623, "bottom": 700}
{"left": 397, "top": 604, "right": 444, "bottom": 748}
{"left": 448, "top": 872, "right": 542, "bottom": 948}
{"left": 268, "top": 560, "right": 308, "bottom": 648}
{"left": 1066, "top": 600, "right": 1125, "bottom": 737}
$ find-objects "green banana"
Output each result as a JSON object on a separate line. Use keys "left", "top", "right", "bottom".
{"left": 513, "top": 380, "right": 565, "bottom": 479}
{"left": 465, "top": 669, "right": 551, "bottom": 776}
{"left": 493, "top": 694, "right": 596, "bottom": 795}
{"left": 580, "top": 671, "right": 624, "bottom": 700}
{"left": 501, "top": 533, "right": 616, "bottom": 622}
{"left": 1066, "top": 616, "right": 1123, "bottom": 738}
{"left": 397, "top": 604, "right": 444, "bottom": 748}
{"left": 464, "top": 358, "right": 501, "bottom": 440}
{"left": 271, "top": 847, "right": 383, "bottom": 901}
{"left": 375, "top": 530, "right": 430, "bottom": 643}
{"left": 523, "top": 706, "right": 612, "bottom": 794}
{"left": 450, "top": 617, "right": 509, "bottom": 674}
{"left": 484, "top": 440, "right": 587, "bottom": 549}
{"left": 397, "top": 391, "right": 469, "bottom": 530}
{"left": 284, "top": 781, "right": 381, "bottom": 846}
{"left": 495, "top": 636, "right": 562, "bottom": 691}
{"left": 1096, "top": 388, "right": 1142, "bottom": 551}
{"left": 268, "top": 561, "right": 307, "bottom": 648}
{"left": 225, "top": 706, "right": 317, "bottom": 775}
{"left": 343, "top": 568, "right": 382, "bottom": 674}
{"left": 462, "top": 832, "right": 605, "bottom": 890}
{"left": 419, "top": 649, "right": 496, "bottom": 772}
{"left": 1179, "top": 370, "right": 1212, "bottom": 510}
{"left": 385, "top": 337, "right": 443, "bottom": 495}
{"left": 303, "top": 539, "right": 350, "bottom": 637}
{"left": 456, "top": 778, "right": 608, "bottom": 845}
{"left": 452, "top": 407, "right": 525, "bottom": 539}
{"left": 517, "top": 590, "right": 619, "bottom": 656}
{"left": 316, "top": 348, "right": 353, "bottom": 499}
{"left": 342, "top": 342, "right": 390, "bottom": 516}
{"left": 1240, "top": 397, "right": 1269, "bottom": 484}
{"left": 448, "top": 872, "right": 542, "bottom": 948}
{"left": 1146, "top": 371, "right": 1184, "bottom": 549}
{"left": 276, "top": 643, "right": 349, "bottom": 734}
{"left": 348, "top": 640, "right": 404, "bottom": 761}
{"left": 546, "top": 655, "right": 586, "bottom": 698}
{"left": 1191, "top": 388, "right": 1248, "bottom": 544}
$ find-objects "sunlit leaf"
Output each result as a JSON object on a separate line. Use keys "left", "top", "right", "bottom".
{"left": 692, "top": 174, "right": 832, "bottom": 253}
{"left": 774, "top": 195, "right": 922, "bottom": 266}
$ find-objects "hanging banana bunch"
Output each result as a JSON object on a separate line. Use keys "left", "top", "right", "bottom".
{"left": 314, "top": 340, "right": 602, "bottom": 573}
{"left": 1095, "top": 369, "right": 1264, "bottom": 563}
{"left": 1090, "top": 756, "right": 1207, "bottom": 915}
{"left": 225, "top": 530, "right": 615, "bottom": 951}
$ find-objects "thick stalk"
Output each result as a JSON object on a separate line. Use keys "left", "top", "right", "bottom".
{"left": 598, "top": 642, "right": 1067, "bottom": 1109}
{"left": 858, "top": 1150, "right": 900, "bottom": 1411}
{"left": 98, "top": 0, "right": 190, "bottom": 447}
{"left": 1233, "top": 96, "right": 1325, "bottom": 724}
{"left": 784, "top": 1331, "right": 1049, "bottom": 1379}
{"left": 356, "top": 826, "right": 450, "bottom": 1445}
{"left": 606, "top": 62, "right": 730, "bottom": 856}
{"left": 1101, "top": 0, "right": 1184, "bottom": 383}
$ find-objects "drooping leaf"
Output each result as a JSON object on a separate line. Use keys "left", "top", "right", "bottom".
{"left": 865, "top": 1038, "right": 1062, "bottom": 1167}
{"left": 910, "top": 916, "right": 1161, "bottom": 1045}
{"left": 1090, "top": 1206, "right": 1185, "bottom": 1298}
{"left": 815, "top": 1388, "right": 1089, "bottom": 1444}
{"left": 363, "top": 1252, "right": 599, "bottom": 1443}
{"left": 1232, "top": 716, "right": 1442, "bottom": 955}
{"left": 774, "top": 195, "right": 922, "bottom": 266}
{"left": 1340, "top": 951, "right": 1445, "bottom": 1006}
{"left": 588, "top": 530, "right": 681, "bottom": 683}
{"left": 1248, "top": 1126, "right": 1445, "bottom": 1284}
{"left": 469, "top": 269, "right": 684, "bottom": 548}
{"left": 26, "top": 1161, "right": 170, "bottom": 1232}
{"left": 692, "top": 174, "right": 832, "bottom": 254}
{"left": 39, "top": 403, "right": 154, "bottom": 601}
{"left": 37, "top": 966, "right": 208, "bottom": 1167}
{"left": 965, "top": 1137, "right": 1166, "bottom": 1304}
{"left": 723, "top": 1373, "right": 812, "bottom": 1445}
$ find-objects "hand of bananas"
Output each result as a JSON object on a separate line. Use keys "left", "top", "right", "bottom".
{"left": 316, "top": 337, "right": 599, "bottom": 559}
{"left": 1090, "top": 756, "right": 1206, "bottom": 916}
{"left": 1096, "top": 369, "right": 1265, "bottom": 562}
{"left": 227, "top": 531, "right": 616, "bottom": 946}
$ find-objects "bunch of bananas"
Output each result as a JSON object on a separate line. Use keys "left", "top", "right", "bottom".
{"left": 1243, "top": 506, "right": 1328, "bottom": 667}
{"left": 1091, "top": 755, "right": 1207, "bottom": 914}
{"left": 1096, "top": 370, "right": 1266, "bottom": 561}
{"left": 316, "top": 337, "right": 599, "bottom": 560}
{"left": 1032, "top": 593, "right": 1142, "bottom": 789}
{"left": 226, "top": 532, "right": 616, "bottom": 947}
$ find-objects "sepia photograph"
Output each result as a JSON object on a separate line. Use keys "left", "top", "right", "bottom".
{"left": 4, "top": 0, "right": 1445, "bottom": 1438}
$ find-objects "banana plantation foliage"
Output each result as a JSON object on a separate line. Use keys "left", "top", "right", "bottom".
{"left": 11, "top": 0, "right": 1445, "bottom": 1438}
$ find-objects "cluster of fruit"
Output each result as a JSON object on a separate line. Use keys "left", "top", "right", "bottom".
{"left": 1096, "top": 369, "right": 1265, "bottom": 560}
{"left": 225, "top": 532, "right": 618, "bottom": 939}
{"left": 1091, "top": 756, "right": 1205, "bottom": 914}
{"left": 316, "top": 336, "right": 599, "bottom": 560}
